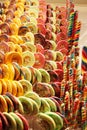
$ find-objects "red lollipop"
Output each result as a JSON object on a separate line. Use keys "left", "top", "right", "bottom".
{"left": 54, "top": 69, "right": 63, "bottom": 82}
{"left": 38, "top": 23, "right": 46, "bottom": 35}
{"left": 59, "top": 48, "right": 68, "bottom": 56}
{"left": 60, "top": 26, "right": 67, "bottom": 34}
{"left": 56, "top": 40, "right": 68, "bottom": 50}
{"left": 36, "top": 44, "right": 45, "bottom": 54}
{"left": 56, "top": 62, "right": 63, "bottom": 70}
{"left": 60, "top": 19, "right": 68, "bottom": 26}
{"left": 37, "top": 18, "right": 45, "bottom": 24}
{"left": 56, "top": 32, "right": 67, "bottom": 42}
{"left": 33, "top": 52, "right": 45, "bottom": 68}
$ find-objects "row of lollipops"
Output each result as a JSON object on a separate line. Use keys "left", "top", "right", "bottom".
{"left": 0, "top": 0, "right": 71, "bottom": 130}
{"left": 1, "top": 0, "right": 87, "bottom": 130}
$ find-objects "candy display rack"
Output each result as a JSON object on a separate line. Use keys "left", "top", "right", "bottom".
{"left": 0, "top": 0, "right": 87, "bottom": 130}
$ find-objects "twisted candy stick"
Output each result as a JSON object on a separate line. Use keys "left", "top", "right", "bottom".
{"left": 72, "top": 97, "right": 80, "bottom": 127}
{"left": 73, "top": 21, "right": 81, "bottom": 47}
{"left": 81, "top": 102, "right": 87, "bottom": 130}
{"left": 64, "top": 91, "right": 70, "bottom": 114}
{"left": 68, "top": 11, "right": 74, "bottom": 45}
{"left": 83, "top": 72, "right": 87, "bottom": 86}
{"left": 73, "top": 98, "right": 80, "bottom": 116}
{"left": 83, "top": 86, "right": 87, "bottom": 103}
{"left": 60, "top": 80, "right": 66, "bottom": 99}
{"left": 82, "top": 46, "right": 87, "bottom": 74}
{"left": 63, "top": 56, "right": 67, "bottom": 81}
{"left": 72, "top": 11, "right": 78, "bottom": 45}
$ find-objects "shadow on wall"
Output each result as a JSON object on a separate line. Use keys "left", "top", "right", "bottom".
{"left": 46, "top": 0, "right": 87, "bottom": 4}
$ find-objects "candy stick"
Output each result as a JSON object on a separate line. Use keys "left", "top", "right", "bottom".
{"left": 81, "top": 46, "right": 87, "bottom": 74}
{"left": 60, "top": 79, "right": 66, "bottom": 99}
{"left": 73, "top": 98, "right": 80, "bottom": 116}
{"left": 66, "top": 0, "right": 74, "bottom": 20}
{"left": 72, "top": 98, "right": 80, "bottom": 127}
{"left": 83, "top": 86, "right": 87, "bottom": 103}
{"left": 76, "top": 68, "right": 81, "bottom": 80}
{"left": 76, "top": 76, "right": 83, "bottom": 92}
{"left": 72, "top": 11, "right": 78, "bottom": 43}
{"left": 71, "top": 59, "right": 75, "bottom": 69}
{"left": 69, "top": 68, "right": 73, "bottom": 81}
{"left": 63, "top": 66, "right": 67, "bottom": 81}
{"left": 64, "top": 91, "right": 71, "bottom": 124}
{"left": 75, "top": 47, "right": 80, "bottom": 58}
{"left": 67, "top": 55, "right": 72, "bottom": 81}
{"left": 68, "top": 81, "right": 73, "bottom": 98}
{"left": 63, "top": 58, "right": 67, "bottom": 81}
{"left": 73, "top": 21, "right": 81, "bottom": 47}
{"left": 73, "top": 66, "right": 79, "bottom": 95}
{"left": 64, "top": 91, "right": 70, "bottom": 115}
{"left": 68, "top": 11, "right": 75, "bottom": 41}
{"left": 68, "top": 12, "right": 75, "bottom": 52}
{"left": 68, "top": 81, "right": 73, "bottom": 119}
{"left": 83, "top": 72, "right": 87, "bottom": 86}
{"left": 81, "top": 102, "right": 87, "bottom": 130}
{"left": 69, "top": 45, "right": 75, "bottom": 59}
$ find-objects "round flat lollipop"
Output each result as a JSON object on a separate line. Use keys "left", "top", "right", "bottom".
{"left": 59, "top": 48, "right": 68, "bottom": 56}
{"left": 37, "top": 18, "right": 45, "bottom": 24}
{"left": 54, "top": 69, "right": 63, "bottom": 82}
{"left": 0, "top": 34, "right": 9, "bottom": 42}
{"left": 33, "top": 52, "right": 45, "bottom": 69}
{"left": 0, "top": 23, "right": 11, "bottom": 35}
{"left": 38, "top": 23, "right": 46, "bottom": 35}
{"left": 60, "top": 26, "right": 67, "bottom": 34}
{"left": 34, "top": 33, "right": 46, "bottom": 47}
{"left": 36, "top": 44, "right": 45, "bottom": 54}
{"left": 56, "top": 40, "right": 68, "bottom": 50}
{"left": 56, "top": 32, "right": 67, "bottom": 42}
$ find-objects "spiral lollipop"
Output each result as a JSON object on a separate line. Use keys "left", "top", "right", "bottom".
{"left": 72, "top": 11, "right": 78, "bottom": 43}
{"left": 73, "top": 98, "right": 80, "bottom": 118}
{"left": 68, "top": 11, "right": 75, "bottom": 49}
{"left": 64, "top": 91, "right": 70, "bottom": 116}
{"left": 81, "top": 102, "right": 87, "bottom": 130}
{"left": 64, "top": 91, "right": 72, "bottom": 125}
{"left": 68, "top": 81, "right": 73, "bottom": 120}
{"left": 60, "top": 79, "right": 66, "bottom": 99}
{"left": 66, "top": 0, "right": 74, "bottom": 19}
{"left": 83, "top": 72, "right": 87, "bottom": 86}
{"left": 73, "top": 21, "right": 81, "bottom": 47}
{"left": 76, "top": 76, "right": 83, "bottom": 92}
{"left": 83, "top": 86, "right": 87, "bottom": 103}
{"left": 72, "top": 97, "right": 80, "bottom": 127}
{"left": 67, "top": 55, "right": 71, "bottom": 80}
{"left": 81, "top": 46, "right": 87, "bottom": 74}
{"left": 63, "top": 56, "right": 67, "bottom": 81}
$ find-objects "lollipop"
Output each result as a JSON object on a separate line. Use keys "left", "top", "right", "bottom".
{"left": 81, "top": 46, "right": 87, "bottom": 74}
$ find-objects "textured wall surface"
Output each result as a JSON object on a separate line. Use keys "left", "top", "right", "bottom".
{"left": 46, "top": 0, "right": 87, "bottom": 4}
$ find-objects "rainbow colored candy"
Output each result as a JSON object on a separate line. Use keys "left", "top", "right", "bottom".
{"left": 81, "top": 46, "right": 87, "bottom": 74}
